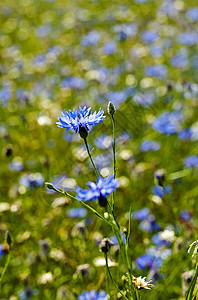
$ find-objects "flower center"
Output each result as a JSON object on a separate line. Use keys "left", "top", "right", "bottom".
{"left": 78, "top": 124, "right": 88, "bottom": 139}
{"left": 98, "top": 194, "right": 107, "bottom": 207}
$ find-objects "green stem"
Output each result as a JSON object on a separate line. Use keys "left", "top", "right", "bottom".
{"left": 104, "top": 253, "right": 129, "bottom": 300}
{"left": 0, "top": 251, "right": 11, "bottom": 294}
{"left": 105, "top": 260, "right": 111, "bottom": 299}
{"left": 110, "top": 115, "right": 116, "bottom": 210}
{"left": 45, "top": 183, "right": 111, "bottom": 226}
{"left": 107, "top": 202, "right": 136, "bottom": 299}
{"left": 83, "top": 138, "right": 99, "bottom": 177}
{"left": 110, "top": 115, "right": 116, "bottom": 179}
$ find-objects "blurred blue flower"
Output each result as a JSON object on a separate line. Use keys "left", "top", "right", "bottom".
{"left": 136, "top": 253, "right": 162, "bottom": 270}
{"left": 118, "top": 132, "right": 131, "bottom": 144}
{"left": 67, "top": 208, "right": 87, "bottom": 218}
{"left": 150, "top": 44, "right": 163, "bottom": 58}
{"left": 180, "top": 210, "right": 192, "bottom": 221}
{"left": 76, "top": 174, "right": 119, "bottom": 206}
{"left": 20, "top": 173, "right": 44, "bottom": 189}
{"left": 133, "top": 92, "right": 156, "bottom": 107}
{"left": 164, "top": 185, "right": 172, "bottom": 194}
{"left": 18, "top": 287, "right": 38, "bottom": 300}
{"left": 0, "top": 245, "right": 3, "bottom": 258}
{"left": 94, "top": 154, "right": 112, "bottom": 170}
{"left": 139, "top": 215, "right": 160, "bottom": 232}
{"left": 187, "top": 7, "right": 198, "bottom": 21}
{"left": 107, "top": 87, "right": 134, "bottom": 105}
{"left": 135, "top": 0, "right": 148, "bottom": 3}
{"left": 136, "top": 247, "right": 172, "bottom": 271}
{"left": 114, "top": 24, "right": 138, "bottom": 41}
{"left": 152, "top": 111, "right": 183, "bottom": 135}
{"left": 94, "top": 134, "right": 112, "bottom": 149}
{"left": 16, "top": 88, "right": 29, "bottom": 101}
{"left": 102, "top": 41, "right": 117, "bottom": 54}
{"left": 56, "top": 106, "right": 105, "bottom": 137}
{"left": 171, "top": 53, "right": 188, "bottom": 68}
{"left": 140, "top": 140, "right": 161, "bottom": 152}
{"left": 152, "top": 185, "right": 171, "bottom": 197}
{"left": 9, "top": 158, "right": 24, "bottom": 171}
{"left": 152, "top": 185, "right": 164, "bottom": 197}
{"left": 133, "top": 207, "right": 150, "bottom": 220}
{"left": 61, "top": 77, "right": 86, "bottom": 90}
{"left": 0, "top": 83, "right": 11, "bottom": 107}
{"left": 34, "top": 55, "right": 46, "bottom": 67}
{"left": 142, "top": 30, "right": 159, "bottom": 43}
{"left": 177, "top": 32, "right": 198, "bottom": 45}
{"left": 110, "top": 232, "right": 126, "bottom": 245}
{"left": 145, "top": 65, "right": 167, "bottom": 78}
{"left": 184, "top": 155, "right": 198, "bottom": 168}
{"left": 36, "top": 25, "right": 51, "bottom": 37}
{"left": 81, "top": 31, "right": 101, "bottom": 46}
{"left": 78, "top": 290, "right": 108, "bottom": 300}
{"left": 152, "top": 232, "right": 173, "bottom": 247}
{"left": 178, "top": 128, "right": 192, "bottom": 140}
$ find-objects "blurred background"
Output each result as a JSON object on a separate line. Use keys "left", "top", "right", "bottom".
{"left": 0, "top": 0, "right": 198, "bottom": 298}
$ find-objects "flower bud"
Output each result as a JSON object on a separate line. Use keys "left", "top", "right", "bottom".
{"left": 45, "top": 182, "right": 55, "bottom": 190}
{"left": 107, "top": 102, "right": 116, "bottom": 116}
{"left": 6, "top": 231, "right": 12, "bottom": 249}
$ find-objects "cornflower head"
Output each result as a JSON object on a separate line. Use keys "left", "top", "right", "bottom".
{"left": 56, "top": 106, "right": 105, "bottom": 139}
{"left": 76, "top": 174, "right": 119, "bottom": 207}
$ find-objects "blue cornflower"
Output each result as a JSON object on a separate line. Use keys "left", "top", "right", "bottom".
{"left": 19, "top": 173, "right": 44, "bottom": 189}
{"left": 140, "top": 140, "right": 161, "bottom": 152}
{"left": 133, "top": 208, "right": 150, "bottom": 221}
{"left": 171, "top": 53, "right": 188, "bottom": 68}
{"left": 187, "top": 7, "right": 198, "bottom": 21}
{"left": 180, "top": 210, "right": 192, "bottom": 221}
{"left": 56, "top": 106, "right": 105, "bottom": 139}
{"left": 139, "top": 215, "right": 160, "bottom": 232}
{"left": 81, "top": 30, "right": 101, "bottom": 46}
{"left": 145, "top": 65, "right": 167, "bottom": 78}
{"left": 133, "top": 92, "right": 156, "bottom": 107}
{"left": 152, "top": 185, "right": 164, "bottom": 198}
{"left": 178, "top": 128, "right": 192, "bottom": 140}
{"left": 142, "top": 30, "right": 159, "bottom": 43}
{"left": 152, "top": 111, "right": 183, "bottom": 135}
{"left": 67, "top": 208, "right": 87, "bottom": 218}
{"left": 177, "top": 32, "right": 198, "bottom": 45}
{"left": 78, "top": 289, "right": 108, "bottom": 300}
{"left": 76, "top": 174, "right": 119, "bottom": 207}
{"left": 184, "top": 155, "right": 198, "bottom": 168}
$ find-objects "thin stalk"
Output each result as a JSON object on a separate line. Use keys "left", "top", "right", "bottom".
{"left": 107, "top": 202, "right": 136, "bottom": 299}
{"left": 45, "top": 183, "right": 111, "bottom": 226}
{"left": 83, "top": 138, "right": 99, "bottom": 177}
{"left": 110, "top": 115, "right": 116, "bottom": 179}
{"left": 104, "top": 253, "right": 129, "bottom": 300}
{"left": 110, "top": 114, "right": 116, "bottom": 210}
{"left": 0, "top": 251, "right": 11, "bottom": 294}
{"left": 105, "top": 260, "right": 111, "bottom": 299}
